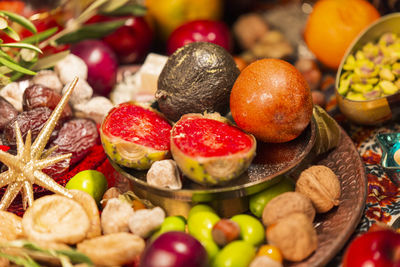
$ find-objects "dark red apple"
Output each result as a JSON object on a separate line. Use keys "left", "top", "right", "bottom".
{"left": 139, "top": 231, "right": 208, "bottom": 267}
{"left": 342, "top": 229, "right": 400, "bottom": 267}
{"left": 87, "top": 15, "right": 153, "bottom": 64}
{"left": 71, "top": 40, "right": 118, "bottom": 96}
{"left": 166, "top": 20, "right": 232, "bottom": 55}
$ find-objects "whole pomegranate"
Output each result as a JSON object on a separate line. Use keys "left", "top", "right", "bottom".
{"left": 230, "top": 58, "right": 313, "bottom": 143}
{"left": 166, "top": 19, "right": 232, "bottom": 55}
{"left": 71, "top": 40, "right": 118, "bottom": 97}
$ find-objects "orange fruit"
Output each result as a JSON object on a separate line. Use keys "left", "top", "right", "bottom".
{"left": 145, "top": 0, "right": 223, "bottom": 40}
{"left": 230, "top": 58, "right": 313, "bottom": 143}
{"left": 304, "top": 0, "right": 380, "bottom": 69}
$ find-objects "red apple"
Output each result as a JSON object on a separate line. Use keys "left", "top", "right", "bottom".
{"left": 342, "top": 229, "right": 400, "bottom": 267}
{"left": 87, "top": 15, "right": 153, "bottom": 64}
{"left": 166, "top": 19, "right": 232, "bottom": 55}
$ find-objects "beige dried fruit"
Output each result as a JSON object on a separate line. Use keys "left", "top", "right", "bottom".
{"left": 296, "top": 165, "right": 341, "bottom": 213}
{"left": 0, "top": 211, "right": 23, "bottom": 241}
{"left": 69, "top": 189, "right": 101, "bottom": 239}
{"left": 77, "top": 232, "right": 145, "bottom": 266}
{"left": 262, "top": 192, "right": 315, "bottom": 227}
{"left": 266, "top": 213, "right": 317, "bottom": 262}
{"left": 22, "top": 195, "right": 90, "bottom": 244}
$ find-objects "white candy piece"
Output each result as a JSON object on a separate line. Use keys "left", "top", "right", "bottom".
{"left": 74, "top": 96, "right": 114, "bottom": 124}
{"left": 0, "top": 80, "right": 30, "bottom": 111}
{"left": 134, "top": 53, "right": 168, "bottom": 96}
{"left": 32, "top": 70, "right": 63, "bottom": 93}
{"left": 62, "top": 79, "right": 93, "bottom": 106}
{"left": 128, "top": 207, "right": 165, "bottom": 238}
{"left": 146, "top": 160, "right": 182, "bottom": 190}
{"left": 55, "top": 54, "right": 88, "bottom": 84}
{"left": 101, "top": 198, "right": 135, "bottom": 235}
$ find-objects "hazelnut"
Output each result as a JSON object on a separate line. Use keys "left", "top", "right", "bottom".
{"left": 262, "top": 192, "right": 315, "bottom": 227}
{"left": 266, "top": 213, "right": 317, "bottom": 262}
{"left": 296, "top": 165, "right": 340, "bottom": 213}
{"left": 101, "top": 187, "right": 121, "bottom": 209}
{"left": 212, "top": 219, "right": 240, "bottom": 246}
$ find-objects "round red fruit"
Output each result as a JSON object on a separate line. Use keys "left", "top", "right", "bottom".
{"left": 166, "top": 19, "right": 232, "bottom": 55}
{"left": 342, "top": 229, "right": 400, "bottom": 267}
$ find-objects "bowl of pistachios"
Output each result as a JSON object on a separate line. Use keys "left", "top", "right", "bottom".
{"left": 336, "top": 13, "right": 400, "bottom": 125}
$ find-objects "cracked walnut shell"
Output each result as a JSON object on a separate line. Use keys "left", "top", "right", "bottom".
{"left": 296, "top": 165, "right": 340, "bottom": 213}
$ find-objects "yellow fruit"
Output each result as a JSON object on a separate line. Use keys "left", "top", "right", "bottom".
{"left": 145, "top": 0, "right": 223, "bottom": 40}
{"left": 304, "top": 0, "right": 380, "bottom": 69}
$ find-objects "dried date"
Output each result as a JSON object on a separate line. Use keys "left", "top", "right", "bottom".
{"left": 48, "top": 118, "right": 98, "bottom": 166}
{"left": 23, "top": 84, "right": 72, "bottom": 120}
{"left": 0, "top": 96, "right": 18, "bottom": 133}
{"left": 1, "top": 107, "right": 62, "bottom": 148}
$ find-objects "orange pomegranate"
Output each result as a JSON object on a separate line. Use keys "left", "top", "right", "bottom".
{"left": 230, "top": 58, "right": 313, "bottom": 143}
{"left": 304, "top": 0, "right": 380, "bottom": 69}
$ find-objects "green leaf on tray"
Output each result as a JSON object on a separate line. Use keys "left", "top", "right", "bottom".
{"left": 0, "top": 42, "right": 42, "bottom": 53}
{"left": 312, "top": 105, "right": 341, "bottom": 155}
{"left": 55, "top": 19, "right": 127, "bottom": 44}
{"left": 2, "top": 26, "right": 20, "bottom": 41}
{"left": 0, "top": 251, "right": 41, "bottom": 267}
{"left": 22, "top": 27, "right": 58, "bottom": 44}
{"left": 0, "top": 10, "right": 37, "bottom": 34}
{"left": 0, "top": 48, "right": 15, "bottom": 62}
{"left": 32, "top": 50, "right": 69, "bottom": 71}
{"left": 102, "top": 4, "right": 147, "bottom": 16}
{"left": 0, "top": 57, "right": 36, "bottom": 75}
{"left": 100, "top": 0, "right": 130, "bottom": 13}
{"left": 2, "top": 240, "right": 94, "bottom": 266}
{"left": 56, "top": 249, "right": 93, "bottom": 264}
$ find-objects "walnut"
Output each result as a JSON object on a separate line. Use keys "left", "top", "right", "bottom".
{"left": 74, "top": 96, "right": 114, "bottom": 124}
{"left": 32, "top": 70, "right": 63, "bottom": 93}
{"left": 266, "top": 213, "right": 317, "bottom": 262}
{"left": 62, "top": 79, "right": 93, "bottom": 106}
{"left": 262, "top": 191, "right": 315, "bottom": 227}
{"left": 296, "top": 165, "right": 341, "bottom": 213}
{"left": 55, "top": 54, "right": 88, "bottom": 84}
{"left": 233, "top": 13, "right": 269, "bottom": 50}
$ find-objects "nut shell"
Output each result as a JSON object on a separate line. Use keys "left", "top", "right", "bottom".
{"left": 262, "top": 192, "right": 315, "bottom": 227}
{"left": 266, "top": 213, "right": 317, "bottom": 262}
{"left": 296, "top": 165, "right": 340, "bottom": 213}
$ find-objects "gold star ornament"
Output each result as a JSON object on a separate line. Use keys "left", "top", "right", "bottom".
{"left": 0, "top": 77, "right": 79, "bottom": 210}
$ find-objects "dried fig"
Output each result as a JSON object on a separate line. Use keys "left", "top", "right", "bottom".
{"left": 77, "top": 232, "right": 145, "bottom": 266}
{"left": 266, "top": 213, "right": 317, "bottom": 262}
{"left": 296, "top": 165, "right": 341, "bottom": 213}
{"left": 69, "top": 189, "right": 101, "bottom": 239}
{"left": 262, "top": 192, "right": 315, "bottom": 226}
{"left": 0, "top": 211, "right": 23, "bottom": 241}
{"left": 22, "top": 195, "right": 90, "bottom": 244}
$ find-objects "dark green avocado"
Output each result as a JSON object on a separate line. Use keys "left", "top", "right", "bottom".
{"left": 156, "top": 42, "right": 240, "bottom": 121}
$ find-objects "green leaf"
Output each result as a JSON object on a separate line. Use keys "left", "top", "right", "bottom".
{"left": 0, "top": 48, "right": 15, "bottom": 62}
{"left": 102, "top": 4, "right": 147, "bottom": 16}
{"left": 0, "top": 10, "right": 37, "bottom": 34}
{"left": 0, "top": 56, "right": 36, "bottom": 75}
{"left": 0, "top": 42, "right": 42, "bottom": 53}
{"left": 56, "top": 249, "right": 93, "bottom": 265}
{"left": 0, "top": 251, "right": 41, "bottom": 267}
{"left": 22, "top": 27, "right": 58, "bottom": 44}
{"left": 75, "top": 0, "right": 109, "bottom": 25}
{"left": 100, "top": 0, "right": 130, "bottom": 13}
{"left": 32, "top": 50, "right": 69, "bottom": 71}
{"left": 2, "top": 26, "right": 20, "bottom": 41}
{"left": 55, "top": 19, "right": 127, "bottom": 44}
{"left": 312, "top": 105, "right": 341, "bottom": 155}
